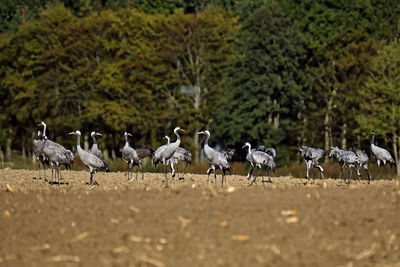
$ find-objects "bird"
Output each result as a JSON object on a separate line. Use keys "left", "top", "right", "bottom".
{"left": 69, "top": 130, "right": 109, "bottom": 189}
{"left": 353, "top": 149, "right": 372, "bottom": 183}
{"left": 88, "top": 131, "right": 103, "bottom": 160}
{"left": 32, "top": 130, "right": 48, "bottom": 180}
{"left": 370, "top": 130, "right": 395, "bottom": 179}
{"left": 243, "top": 142, "right": 275, "bottom": 186}
{"left": 197, "top": 130, "right": 230, "bottom": 187}
{"left": 328, "top": 146, "right": 361, "bottom": 184}
{"left": 121, "top": 132, "right": 140, "bottom": 182}
{"left": 38, "top": 121, "right": 74, "bottom": 183}
{"left": 299, "top": 146, "right": 325, "bottom": 180}
{"left": 153, "top": 127, "right": 184, "bottom": 188}
{"left": 134, "top": 147, "right": 155, "bottom": 180}
{"left": 164, "top": 135, "right": 192, "bottom": 180}
{"left": 42, "top": 136, "right": 74, "bottom": 185}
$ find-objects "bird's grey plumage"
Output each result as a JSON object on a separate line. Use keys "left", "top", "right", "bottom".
{"left": 256, "top": 146, "right": 276, "bottom": 158}
{"left": 330, "top": 146, "right": 360, "bottom": 183}
{"left": 243, "top": 142, "right": 275, "bottom": 186}
{"left": 121, "top": 132, "right": 139, "bottom": 181}
{"left": 299, "top": 146, "right": 325, "bottom": 180}
{"left": 132, "top": 147, "right": 154, "bottom": 180}
{"left": 370, "top": 131, "right": 394, "bottom": 180}
{"left": 70, "top": 130, "right": 109, "bottom": 189}
{"left": 222, "top": 148, "right": 235, "bottom": 161}
{"left": 198, "top": 130, "right": 230, "bottom": 187}
{"left": 88, "top": 131, "right": 103, "bottom": 160}
{"left": 353, "top": 149, "right": 372, "bottom": 183}
{"left": 153, "top": 127, "right": 184, "bottom": 188}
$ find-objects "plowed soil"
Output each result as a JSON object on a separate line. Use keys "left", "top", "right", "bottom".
{"left": 0, "top": 168, "right": 399, "bottom": 266}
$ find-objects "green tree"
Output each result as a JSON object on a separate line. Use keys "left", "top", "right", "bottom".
{"left": 212, "top": 2, "right": 308, "bottom": 166}
{"left": 357, "top": 41, "right": 400, "bottom": 176}
{"left": 163, "top": 8, "right": 238, "bottom": 162}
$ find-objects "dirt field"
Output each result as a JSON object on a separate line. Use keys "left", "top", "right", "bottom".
{"left": 0, "top": 168, "right": 399, "bottom": 266}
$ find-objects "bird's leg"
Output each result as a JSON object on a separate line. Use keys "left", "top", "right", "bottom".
{"left": 305, "top": 161, "right": 311, "bottom": 180}
{"left": 176, "top": 163, "right": 182, "bottom": 180}
{"left": 88, "top": 171, "right": 95, "bottom": 189}
{"left": 249, "top": 168, "right": 259, "bottom": 186}
{"left": 365, "top": 167, "right": 371, "bottom": 184}
{"left": 182, "top": 162, "right": 188, "bottom": 180}
{"left": 356, "top": 166, "right": 361, "bottom": 182}
{"left": 347, "top": 168, "right": 352, "bottom": 184}
{"left": 339, "top": 163, "right": 344, "bottom": 179}
{"left": 43, "top": 162, "right": 47, "bottom": 181}
{"left": 222, "top": 169, "right": 226, "bottom": 188}
{"left": 247, "top": 166, "right": 254, "bottom": 180}
{"left": 164, "top": 162, "right": 169, "bottom": 189}
{"left": 376, "top": 161, "right": 381, "bottom": 180}
{"left": 207, "top": 168, "right": 211, "bottom": 183}
{"left": 214, "top": 167, "right": 217, "bottom": 187}
{"left": 170, "top": 161, "right": 175, "bottom": 179}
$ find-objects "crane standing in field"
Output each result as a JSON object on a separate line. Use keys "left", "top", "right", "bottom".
{"left": 69, "top": 130, "right": 109, "bottom": 189}
{"left": 134, "top": 147, "right": 155, "bottom": 180}
{"left": 353, "top": 148, "right": 372, "bottom": 183}
{"left": 38, "top": 121, "right": 74, "bottom": 183}
{"left": 328, "top": 146, "right": 361, "bottom": 184}
{"left": 197, "top": 130, "right": 230, "bottom": 187}
{"left": 299, "top": 146, "right": 325, "bottom": 180}
{"left": 164, "top": 135, "right": 192, "bottom": 180}
{"left": 121, "top": 132, "right": 140, "bottom": 181}
{"left": 88, "top": 131, "right": 104, "bottom": 160}
{"left": 153, "top": 127, "right": 184, "bottom": 188}
{"left": 243, "top": 142, "right": 275, "bottom": 186}
{"left": 370, "top": 131, "right": 395, "bottom": 179}
{"left": 32, "top": 130, "right": 48, "bottom": 180}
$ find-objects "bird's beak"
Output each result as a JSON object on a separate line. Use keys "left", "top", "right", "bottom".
{"left": 37, "top": 123, "right": 42, "bottom": 127}
{"left": 197, "top": 131, "right": 203, "bottom": 135}
{"left": 128, "top": 133, "right": 132, "bottom": 136}
{"left": 95, "top": 133, "right": 102, "bottom": 136}
{"left": 180, "top": 129, "right": 185, "bottom": 132}
{"left": 242, "top": 145, "right": 247, "bottom": 149}
{"left": 68, "top": 132, "right": 75, "bottom": 135}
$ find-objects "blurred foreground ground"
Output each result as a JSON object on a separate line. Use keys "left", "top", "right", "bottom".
{"left": 0, "top": 169, "right": 399, "bottom": 266}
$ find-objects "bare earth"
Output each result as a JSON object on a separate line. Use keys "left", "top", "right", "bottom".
{"left": 0, "top": 168, "right": 399, "bottom": 266}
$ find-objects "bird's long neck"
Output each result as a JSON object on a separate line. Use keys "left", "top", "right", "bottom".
{"left": 92, "top": 135, "right": 97, "bottom": 145}
{"left": 174, "top": 130, "right": 181, "bottom": 143}
{"left": 371, "top": 134, "right": 375, "bottom": 146}
{"left": 247, "top": 145, "right": 252, "bottom": 155}
{"left": 124, "top": 136, "right": 130, "bottom": 147}
{"left": 203, "top": 134, "right": 210, "bottom": 147}
{"left": 76, "top": 134, "right": 82, "bottom": 149}
{"left": 43, "top": 124, "right": 47, "bottom": 138}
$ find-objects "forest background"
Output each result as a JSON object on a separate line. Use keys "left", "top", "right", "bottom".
{"left": 1, "top": 0, "right": 400, "bottom": 177}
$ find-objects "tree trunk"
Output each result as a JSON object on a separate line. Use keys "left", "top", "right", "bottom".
{"left": 103, "top": 148, "right": 110, "bottom": 162}
{"left": 5, "top": 137, "right": 12, "bottom": 161}
{"left": 22, "top": 142, "right": 26, "bottom": 161}
{"left": 341, "top": 122, "right": 347, "bottom": 149}
{"left": 193, "top": 83, "right": 201, "bottom": 163}
{"left": 84, "top": 133, "right": 89, "bottom": 151}
{"left": 392, "top": 135, "right": 400, "bottom": 178}
{"left": 273, "top": 100, "right": 280, "bottom": 129}
{"left": 324, "top": 92, "right": 335, "bottom": 152}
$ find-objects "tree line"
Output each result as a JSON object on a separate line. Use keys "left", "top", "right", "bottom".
{"left": 1, "top": 0, "right": 400, "bottom": 176}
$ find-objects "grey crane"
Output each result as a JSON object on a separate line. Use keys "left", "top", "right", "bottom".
{"left": 328, "top": 146, "right": 361, "bottom": 184}
{"left": 299, "top": 146, "right": 325, "bottom": 180}
{"left": 164, "top": 135, "right": 192, "bottom": 180}
{"left": 69, "top": 130, "right": 109, "bottom": 189}
{"left": 32, "top": 130, "right": 48, "bottom": 180}
{"left": 42, "top": 136, "right": 74, "bottom": 185}
{"left": 134, "top": 147, "right": 154, "bottom": 180}
{"left": 197, "top": 130, "right": 230, "bottom": 187}
{"left": 370, "top": 131, "right": 395, "bottom": 180}
{"left": 38, "top": 121, "right": 74, "bottom": 182}
{"left": 121, "top": 132, "right": 140, "bottom": 182}
{"left": 243, "top": 142, "right": 275, "bottom": 186}
{"left": 88, "top": 131, "right": 103, "bottom": 160}
{"left": 353, "top": 149, "right": 372, "bottom": 183}
{"left": 153, "top": 127, "right": 184, "bottom": 188}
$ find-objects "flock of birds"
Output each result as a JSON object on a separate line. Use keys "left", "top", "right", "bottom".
{"left": 32, "top": 121, "right": 395, "bottom": 189}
